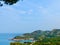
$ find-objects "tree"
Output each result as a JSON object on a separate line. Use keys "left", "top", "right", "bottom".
{"left": 3, "top": 0, "right": 19, "bottom": 5}
{"left": 0, "top": 0, "right": 22, "bottom": 6}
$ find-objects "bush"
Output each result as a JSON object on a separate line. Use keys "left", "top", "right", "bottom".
{"left": 10, "top": 42, "right": 23, "bottom": 45}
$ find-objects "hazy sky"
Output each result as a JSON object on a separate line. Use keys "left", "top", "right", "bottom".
{"left": 0, "top": 0, "right": 60, "bottom": 33}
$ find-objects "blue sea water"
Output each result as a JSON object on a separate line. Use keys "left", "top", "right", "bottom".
{"left": 0, "top": 33, "right": 22, "bottom": 45}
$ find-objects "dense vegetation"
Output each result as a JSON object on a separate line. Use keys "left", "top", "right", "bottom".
{"left": 10, "top": 29, "right": 60, "bottom": 45}
{"left": 33, "top": 37, "right": 60, "bottom": 45}
{"left": 10, "top": 37, "right": 60, "bottom": 45}
{"left": 14, "top": 29, "right": 60, "bottom": 40}
{"left": 0, "top": 0, "right": 19, "bottom": 6}
{"left": 10, "top": 42, "right": 31, "bottom": 45}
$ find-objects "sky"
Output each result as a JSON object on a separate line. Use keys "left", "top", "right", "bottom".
{"left": 0, "top": 0, "right": 60, "bottom": 33}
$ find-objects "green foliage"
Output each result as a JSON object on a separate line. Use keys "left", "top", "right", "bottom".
{"left": 10, "top": 37, "right": 60, "bottom": 45}
{"left": 3, "top": 0, "right": 19, "bottom": 5}
{"left": 10, "top": 42, "right": 25, "bottom": 45}
{"left": 17, "top": 29, "right": 60, "bottom": 40}
{"left": 0, "top": 0, "right": 19, "bottom": 6}
{"left": 33, "top": 37, "right": 60, "bottom": 45}
{"left": 11, "top": 29, "right": 60, "bottom": 45}
{"left": 10, "top": 42, "right": 31, "bottom": 45}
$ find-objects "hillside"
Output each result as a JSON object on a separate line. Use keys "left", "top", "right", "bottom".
{"left": 14, "top": 29, "right": 60, "bottom": 40}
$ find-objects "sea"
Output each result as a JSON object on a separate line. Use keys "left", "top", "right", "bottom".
{"left": 0, "top": 33, "right": 22, "bottom": 45}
